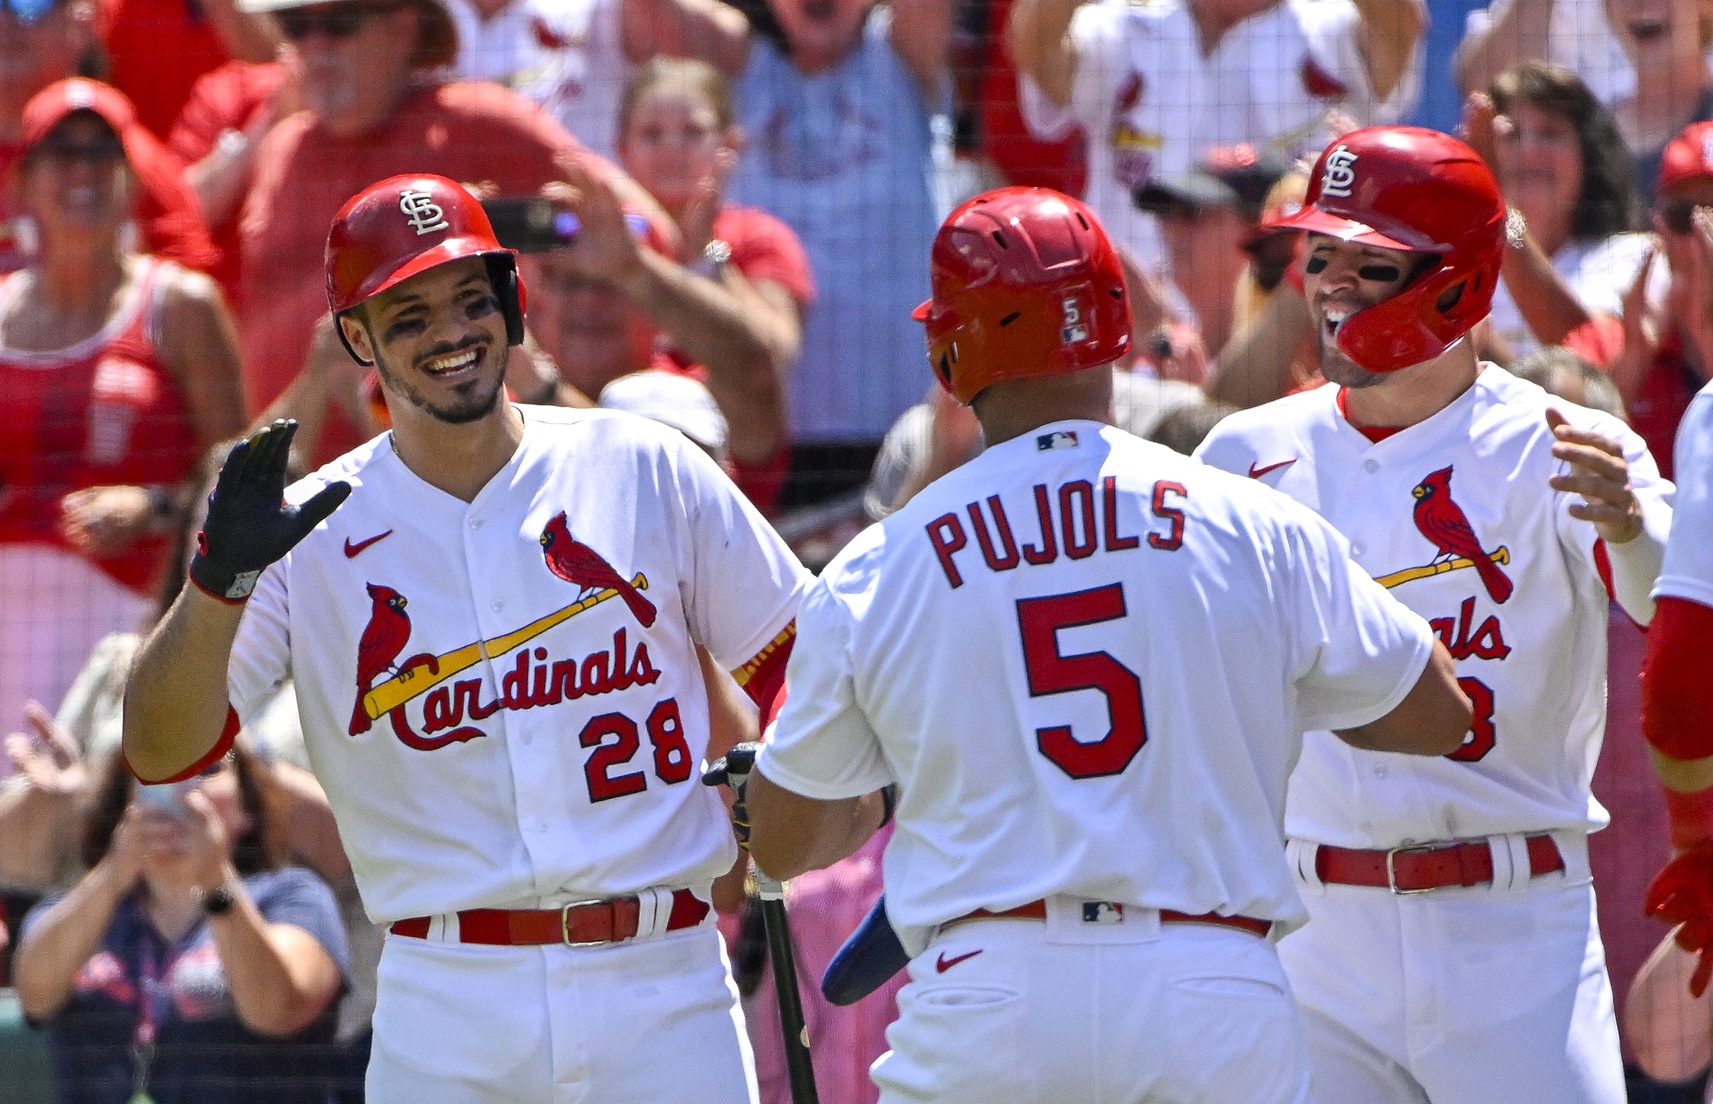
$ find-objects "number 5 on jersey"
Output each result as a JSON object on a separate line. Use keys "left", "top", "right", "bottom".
{"left": 1016, "top": 583, "right": 1147, "bottom": 779}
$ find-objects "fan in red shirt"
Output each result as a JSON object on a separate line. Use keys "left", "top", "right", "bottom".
{"left": 0, "top": 78, "right": 245, "bottom": 743}
{"left": 233, "top": 0, "right": 668, "bottom": 465}
{"left": 523, "top": 58, "right": 812, "bottom": 515}
{"left": 0, "top": 3, "right": 218, "bottom": 275}
{"left": 96, "top": 0, "right": 282, "bottom": 139}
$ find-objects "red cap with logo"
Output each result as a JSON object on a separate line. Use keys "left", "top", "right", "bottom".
{"left": 1659, "top": 121, "right": 1713, "bottom": 194}
{"left": 325, "top": 174, "right": 525, "bottom": 358}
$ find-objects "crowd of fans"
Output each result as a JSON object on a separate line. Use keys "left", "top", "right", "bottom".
{"left": 4, "top": 0, "right": 1713, "bottom": 1098}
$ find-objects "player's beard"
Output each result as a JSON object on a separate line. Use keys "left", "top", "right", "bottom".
{"left": 1317, "top": 327, "right": 1386, "bottom": 389}
{"left": 378, "top": 338, "right": 507, "bottom": 425}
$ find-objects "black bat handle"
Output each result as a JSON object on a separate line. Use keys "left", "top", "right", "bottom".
{"left": 759, "top": 890, "right": 819, "bottom": 1104}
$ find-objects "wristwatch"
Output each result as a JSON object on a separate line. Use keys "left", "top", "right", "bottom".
{"left": 201, "top": 883, "right": 238, "bottom": 916}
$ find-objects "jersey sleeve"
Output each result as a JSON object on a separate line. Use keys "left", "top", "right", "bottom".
{"left": 754, "top": 573, "right": 892, "bottom": 800}
{"left": 1018, "top": 0, "right": 1130, "bottom": 142}
{"left": 1291, "top": 0, "right": 1422, "bottom": 121}
{"left": 1282, "top": 507, "right": 1436, "bottom": 733}
{"left": 227, "top": 551, "right": 294, "bottom": 725}
{"left": 1657, "top": 388, "right": 1713, "bottom": 607}
{"left": 671, "top": 433, "right": 812, "bottom": 674}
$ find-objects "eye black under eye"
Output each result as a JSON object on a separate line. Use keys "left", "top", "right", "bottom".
{"left": 1359, "top": 264, "right": 1402, "bottom": 282}
{"left": 1305, "top": 255, "right": 1328, "bottom": 274}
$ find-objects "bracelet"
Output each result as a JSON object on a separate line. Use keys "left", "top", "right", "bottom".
{"left": 878, "top": 784, "right": 898, "bottom": 829}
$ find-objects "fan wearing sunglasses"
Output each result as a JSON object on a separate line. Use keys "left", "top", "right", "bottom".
{"left": 223, "top": 0, "right": 670, "bottom": 468}
{"left": 1609, "top": 119, "right": 1713, "bottom": 477}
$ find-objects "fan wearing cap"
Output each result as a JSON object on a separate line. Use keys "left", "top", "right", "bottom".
{"left": 1196, "top": 125, "right": 1672, "bottom": 1104}
{"left": 0, "top": 21, "right": 219, "bottom": 275}
{"left": 123, "top": 172, "right": 809, "bottom": 1103}
{"left": 231, "top": 0, "right": 672, "bottom": 467}
{"left": 1132, "top": 143, "right": 1325, "bottom": 402}
{"left": 0, "top": 77, "right": 246, "bottom": 765}
{"left": 1609, "top": 119, "right": 1713, "bottom": 479}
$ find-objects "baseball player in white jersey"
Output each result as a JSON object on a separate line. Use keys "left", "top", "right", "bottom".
{"left": 121, "top": 174, "right": 810, "bottom": 1104}
{"left": 1196, "top": 127, "right": 1674, "bottom": 1104}
{"left": 738, "top": 186, "right": 1472, "bottom": 1104}
{"left": 1640, "top": 376, "right": 1713, "bottom": 1001}
{"left": 1007, "top": 0, "right": 1424, "bottom": 270}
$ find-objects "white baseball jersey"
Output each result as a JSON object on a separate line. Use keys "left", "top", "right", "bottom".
{"left": 228, "top": 406, "right": 809, "bottom": 923}
{"left": 1018, "top": 0, "right": 1422, "bottom": 269}
{"left": 1656, "top": 380, "right": 1713, "bottom": 607}
{"left": 1197, "top": 367, "right": 1674, "bottom": 849}
{"left": 757, "top": 420, "right": 1435, "bottom": 956}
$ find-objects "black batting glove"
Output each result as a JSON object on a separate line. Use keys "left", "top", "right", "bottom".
{"left": 189, "top": 420, "right": 352, "bottom": 603}
{"left": 702, "top": 741, "right": 759, "bottom": 850}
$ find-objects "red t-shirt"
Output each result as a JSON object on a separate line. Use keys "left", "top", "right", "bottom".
{"left": 98, "top": 0, "right": 231, "bottom": 139}
{"left": 0, "top": 258, "right": 199, "bottom": 593}
{"left": 166, "top": 59, "right": 286, "bottom": 300}
{"left": 977, "top": 0, "right": 1087, "bottom": 194}
{"left": 238, "top": 80, "right": 611, "bottom": 464}
{"left": 0, "top": 132, "right": 219, "bottom": 276}
{"left": 1628, "top": 335, "right": 1706, "bottom": 482}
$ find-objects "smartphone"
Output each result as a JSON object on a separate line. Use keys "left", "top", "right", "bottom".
{"left": 481, "top": 197, "right": 652, "bottom": 253}
{"left": 135, "top": 779, "right": 194, "bottom": 816}
{"left": 482, "top": 197, "right": 581, "bottom": 253}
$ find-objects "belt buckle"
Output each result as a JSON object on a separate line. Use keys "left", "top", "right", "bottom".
{"left": 559, "top": 898, "right": 613, "bottom": 947}
{"left": 1384, "top": 843, "right": 1441, "bottom": 895}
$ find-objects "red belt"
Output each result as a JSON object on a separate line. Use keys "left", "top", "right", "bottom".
{"left": 946, "top": 900, "right": 1271, "bottom": 939}
{"left": 1314, "top": 834, "right": 1564, "bottom": 894}
{"left": 390, "top": 889, "right": 710, "bottom": 946}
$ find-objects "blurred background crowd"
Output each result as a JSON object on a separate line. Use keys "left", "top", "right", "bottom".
{"left": 3, "top": 0, "right": 1713, "bottom": 1098}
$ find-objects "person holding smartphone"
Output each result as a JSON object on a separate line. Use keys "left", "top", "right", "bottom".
{"left": 11, "top": 746, "right": 348, "bottom": 1104}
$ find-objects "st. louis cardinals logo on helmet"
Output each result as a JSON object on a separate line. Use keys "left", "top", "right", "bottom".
{"left": 1265, "top": 126, "right": 1505, "bottom": 373}
{"left": 1319, "top": 145, "right": 1358, "bottom": 198}
{"left": 398, "top": 189, "right": 450, "bottom": 236}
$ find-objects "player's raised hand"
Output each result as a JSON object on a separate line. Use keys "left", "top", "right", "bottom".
{"left": 702, "top": 741, "right": 760, "bottom": 849}
{"left": 1646, "top": 843, "right": 1713, "bottom": 997}
{"left": 1545, "top": 409, "right": 1642, "bottom": 544}
{"left": 190, "top": 420, "right": 351, "bottom": 603}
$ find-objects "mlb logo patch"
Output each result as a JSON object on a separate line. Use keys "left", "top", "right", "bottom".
{"left": 1037, "top": 430, "right": 1079, "bottom": 452}
{"left": 1082, "top": 902, "right": 1125, "bottom": 924}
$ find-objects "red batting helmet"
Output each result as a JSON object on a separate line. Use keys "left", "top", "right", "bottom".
{"left": 1271, "top": 126, "right": 1504, "bottom": 373}
{"left": 325, "top": 174, "right": 525, "bottom": 363}
{"left": 914, "top": 187, "right": 1130, "bottom": 404}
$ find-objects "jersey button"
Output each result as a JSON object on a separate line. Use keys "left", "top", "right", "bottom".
{"left": 1351, "top": 544, "right": 1365, "bottom": 557}
{"left": 1374, "top": 766, "right": 1388, "bottom": 778}
{"left": 470, "top": 518, "right": 483, "bottom": 530}
{"left": 1364, "top": 459, "right": 1380, "bottom": 473}
{"left": 491, "top": 600, "right": 503, "bottom": 611}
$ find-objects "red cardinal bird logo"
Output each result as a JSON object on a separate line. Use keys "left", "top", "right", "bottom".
{"left": 350, "top": 583, "right": 412, "bottom": 735}
{"left": 540, "top": 512, "right": 657, "bottom": 627}
{"left": 1411, "top": 466, "right": 1513, "bottom": 604}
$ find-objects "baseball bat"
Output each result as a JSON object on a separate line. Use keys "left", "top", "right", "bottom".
{"left": 753, "top": 868, "right": 820, "bottom": 1104}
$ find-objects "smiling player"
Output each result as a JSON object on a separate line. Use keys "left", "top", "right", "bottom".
{"left": 1197, "top": 126, "right": 1673, "bottom": 1104}
{"left": 121, "top": 174, "right": 810, "bottom": 1104}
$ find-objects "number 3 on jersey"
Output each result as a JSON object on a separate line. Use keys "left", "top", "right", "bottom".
{"left": 1016, "top": 583, "right": 1147, "bottom": 779}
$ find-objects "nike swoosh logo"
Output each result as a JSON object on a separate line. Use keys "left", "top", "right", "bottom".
{"left": 344, "top": 530, "right": 394, "bottom": 559}
{"left": 1248, "top": 459, "right": 1297, "bottom": 480}
{"left": 935, "top": 949, "right": 982, "bottom": 973}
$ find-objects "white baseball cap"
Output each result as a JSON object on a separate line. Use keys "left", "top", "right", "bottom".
{"left": 598, "top": 371, "right": 729, "bottom": 455}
